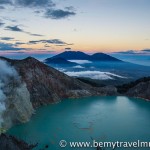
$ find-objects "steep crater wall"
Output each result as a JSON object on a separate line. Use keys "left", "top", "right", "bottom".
{"left": 0, "top": 60, "right": 34, "bottom": 131}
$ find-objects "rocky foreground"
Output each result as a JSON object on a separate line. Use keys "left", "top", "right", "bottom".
{"left": 0, "top": 134, "right": 36, "bottom": 150}
{"left": 117, "top": 77, "right": 150, "bottom": 100}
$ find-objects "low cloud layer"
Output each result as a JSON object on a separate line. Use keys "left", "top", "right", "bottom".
{"left": 5, "top": 25, "right": 23, "bottom": 32}
{"left": 0, "top": 0, "right": 11, "bottom": 5}
{"left": 0, "top": 0, "right": 76, "bottom": 20}
{"left": 0, "top": 6, "right": 5, "bottom": 9}
{"left": 5, "top": 25, "right": 43, "bottom": 37}
{"left": 0, "top": 0, "right": 55, "bottom": 8}
{"left": 29, "top": 39, "right": 69, "bottom": 45}
{"left": 64, "top": 71, "right": 126, "bottom": 80}
{"left": 0, "top": 37, "right": 15, "bottom": 41}
{"left": 69, "top": 60, "right": 92, "bottom": 64}
{"left": 45, "top": 9, "right": 76, "bottom": 19}
{"left": 114, "top": 49, "right": 150, "bottom": 55}
{"left": 0, "top": 38, "right": 70, "bottom": 51}
{"left": 73, "top": 65, "right": 85, "bottom": 69}
{"left": 0, "top": 42, "right": 27, "bottom": 51}
{"left": 0, "top": 21, "right": 5, "bottom": 27}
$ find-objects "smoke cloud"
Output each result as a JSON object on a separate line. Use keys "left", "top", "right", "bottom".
{"left": 0, "top": 59, "right": 34, "bottom": 130}
{"left": 0, "top": 60, "right": 18, "bottom": 128}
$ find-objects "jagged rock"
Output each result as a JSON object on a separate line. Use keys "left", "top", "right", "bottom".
{"left": 2, "top": 82, "right": 34, "bottom": 129}
{"left": 0, "top": 58, "right": 34, "bottom": 130}
{"left": 100, "top": 85, "right": 118, "bottom": 96}
{"left": 0, "top": 133, "right": 36, "bottom": 150}
{"left": 117, "top": 77, "right": 150, "bottom": 100}
{"left": 0, "top": 57, "right": 114, "bottom": 108}
{"left": 0, "top": 57, "right": 118, "bottom": 130}
{"left": 126, "top": 81, "right": 150, "bottom": 100}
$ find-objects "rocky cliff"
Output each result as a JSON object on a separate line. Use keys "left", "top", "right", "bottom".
{"left": 0, "top": 57, "right": 117, "bottom": 130}
{"left": 117, "top": 77, "right": 150, "bottom": 100}
{"left": 0, "top": 58, "right": 34, "bottom": 130}
{"left": 1, "top": 57, "right": 104, "bottom": 107}
{"left": 126, "top": 81, "right": 150, "bottom": 100}
{"left": 0, "top": 134, "right": 36, "bottom": 150}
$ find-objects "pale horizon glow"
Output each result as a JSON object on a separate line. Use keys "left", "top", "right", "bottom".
{"left": 0, "top": 0, "right": 150, "bottom": 55}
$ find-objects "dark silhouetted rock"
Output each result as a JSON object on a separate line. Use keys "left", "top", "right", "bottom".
{"left": 0, "top": 133, "right": 36, "bottom": 150}
{"left": 44, "top": 57, "right": 77, "bottom": 66}
{"left": 117, "top": 77, "right": 150, "bottom": 100}
{"left": 0, "top": 57, "right": 117, "bottom": 109}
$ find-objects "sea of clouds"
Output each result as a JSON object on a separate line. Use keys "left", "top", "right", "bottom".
{"left": 64, "top": 70, "right": 126, "bottom": 80}
{"left": 73, "top": 65, "right": 85, "bottom": 69}
{"left": 68, "top": 60, "right": 92, "bottom": 64}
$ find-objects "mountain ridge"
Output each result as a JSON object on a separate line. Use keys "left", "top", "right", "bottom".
{"left": 44, "top": 57, "right": 78, "bottom": 66}
{"left": 46, "top": 51, "right": 122, "bottom": 62}
{"left": 52, "top": 51, "right": 90, "bottom": 60}
{"left": 0, "top": 133, "right": 36, "bottom": 150}
{"left": 117, "top": 77, "right": 150, "bottom": 100}
{"left": 0, "top": 56, "right": 117, "bottom": 130}
{"left": 91, "top": 53, "right": 121, "bottom": 61}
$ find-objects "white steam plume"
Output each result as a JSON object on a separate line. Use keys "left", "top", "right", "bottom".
{"left": 0, "top": 59, "right": 34, "bottom": 130}
{"left": 0, "top": 60, "right": 18, "bottom": 128}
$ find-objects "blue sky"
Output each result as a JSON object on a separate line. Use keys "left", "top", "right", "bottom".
{"left": 0, "top": 0, "right": 150, "bottom": 55}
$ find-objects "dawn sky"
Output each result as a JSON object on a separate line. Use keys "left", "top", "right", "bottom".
{"left": 0, "top": 0, "right": 150, "bottom": 55}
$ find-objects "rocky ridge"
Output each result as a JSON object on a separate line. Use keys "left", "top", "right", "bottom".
{"left": 0, "top": 133, "right": 36, "bottom": 150}
{"left": 117, "top": 77, "right": 150, "bottom": 100}
{"left": 0, "top": 56, "right": 117, "bottom": 130}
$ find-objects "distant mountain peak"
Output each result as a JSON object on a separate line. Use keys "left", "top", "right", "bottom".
{"left": 63, "top": 51, "right": 85, "bottom": 53}
{"left": 52, "top": 51, "right": 90, "bottom": 60}
{"left": 91, "top": 53, "right": 122, "bottom": 61}
{"left": 47, "top": 51, "right": 122, "bottom": 62}
{"left": 44, "top": 57, "right": 78, "bottom": 66}
{"left": 24, "top": 56, "right": 35, "bottom": 60}
{"left": 92, "top": 52, "right": 105, "bottom": 55}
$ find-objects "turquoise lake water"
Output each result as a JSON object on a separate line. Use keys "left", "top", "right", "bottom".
{"left": 7, "top": 96, "right": 150, "bottom": 150}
